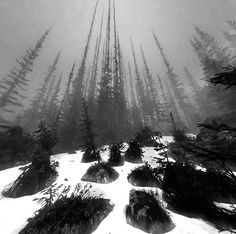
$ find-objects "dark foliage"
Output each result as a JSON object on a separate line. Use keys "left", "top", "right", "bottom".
{"left": 126, "top": 190, "right": 175, "bottom": 233}
{"left": 81, "top": 162, "right": 119, "bottom": 184}
{"left": 162, "top": 162, "right": 236, "bottom": 231}
{"left": 186, "top": 119, "right": 236, "bottom": 169}
{"left": 124, "top": 139, "right": 143, "bottom": 164}
{"left": 107, "top": 143, "right": 124, "bottom": 166}
{"left": 81, "top": 148, "right": 101, "bottom": 163}
{"left": 2, "top": 121, "right": 58, "bottom": 198}
{"left": 80, "top": 99, "right": 101, "bottom": 163}
{"left": 172, "top": 128, "right": 188, "bottom": 143}
{"left": 0, "top": 125, "right": 36, "bottom": 170}
{"left": 0, "top": 29, "right": 50, "bottom": 122}
{"left": 20, "top": 184, "right": 113, "bottom": 234}
{"left": 21, "top": 52, "right": 61, "bottom": 132}
{"left": 59, "top": 2, "right": 98, "bottom": 151}
{"left": 3, "top": 155, "right": 57, "bottom": 198}
{"left": 209, "top": 65, "right": 236, "bottom": 89}
{"left": 135, "top": 126, "right": 159, "bottom": 147}
{"left": 127, "top": 163, "right": 161, "bottom": 187}
{"left": 34, "top": 121, "right": 57, "bottom": 156}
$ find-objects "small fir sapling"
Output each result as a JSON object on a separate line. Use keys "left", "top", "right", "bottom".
{"left": 80, "top": 99, "right": 101, "bottom": 163}
{"left": 107, "top": 143, "right": 124, "bottom": 166}
{"left": 124, "top": 139, "right": 143, "bottom": 163}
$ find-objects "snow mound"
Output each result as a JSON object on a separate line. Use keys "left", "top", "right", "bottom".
{"left": 0, "top": 137, "right": 232, "bottom": 234}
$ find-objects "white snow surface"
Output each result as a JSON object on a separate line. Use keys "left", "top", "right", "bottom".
{"left": 0, "top": 136, "right": 232, "bottom": 234}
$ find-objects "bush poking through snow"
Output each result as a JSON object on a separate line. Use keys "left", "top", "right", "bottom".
{"left": 135, "top": 126, "right": 159, "bottom": 147}
{"left": 107, "top": 143, "right": 124, "bottom": 166}
{"left": 80, "top": 99, "right": 101, "bottom": 163}
{"left": 172, "top": 128, "right": 188, "bottom": 143}
{"left": 127, "top": 163, "right": 161, "bottom": 187}
{"left": 124, "top": 139, "right": 143, "bottom": 164}
{"left": 81, "top": 148, "right": 101, "bottom": 163}
{"left": 2, "top": 149, "right": 58, "bottom": 198}
{"left": 125, "top": 189, "right": 175, "bottom": 233}
{"left": 2, "top": 122, "right": 59, "bottom": 198}
{"left": 81, "top": 162, "right": 119, "bottom": 184}
{"left": 33, "top": 121, "right": 57, "bottom": 156}
{"left": 19, "top": 184, "right": 114, "bottom": 234}
{"left": 162, "top": 162, "right": 236, "bottom": 231}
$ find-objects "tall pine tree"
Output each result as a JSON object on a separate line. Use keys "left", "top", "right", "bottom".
{"left": 0, "top": 29, "right": 50, "bottom": 123}
{"left": 61, "top": 1, "right": 98, "bottom": 150}
{"left": 153, "top": 32, "right": 192, "bottom": 130}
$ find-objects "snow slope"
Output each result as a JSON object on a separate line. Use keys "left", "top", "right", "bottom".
{"left": 0, "top": 137, "right": 231, "bottom": 234}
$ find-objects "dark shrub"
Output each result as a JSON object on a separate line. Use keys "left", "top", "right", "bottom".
{"left": 81, "top": 148, "right": 101, "bottom": 163}
{"left": 0, "top": 125, "right": 36, "bottom": 170}
{"left": 126, "top": 190, "right": 175, "bottom": 233}
{"left": 81, "top": 162, "right": 119, "bottom": 184}
{"left": 135, "top": 126, "right": 159, "bottom": 147}
{"left": 33, "top": 121, "right": 57, "bottom": 155}
{"left": 107, "top": 143, "right": 124, "bottom": 166}
{"left": 124, "top": 139, "right": 143, "bottom": 164}
{"left": 127, "top": 163, "right": 161, "bottom": 187}
{"left": 80, "top": 100, "right": 101, "bottom": 163}
{"left": 2, "top": 148, "right": 58, "bottom": 198}
{"left": 19, "top": 185, "right": 114, "bottom": 234}
{"left": 172, "top": 129, "right": 188, "bottom": 143}
{"left": 162, "top": 162, "right": 236, "bottom": 231}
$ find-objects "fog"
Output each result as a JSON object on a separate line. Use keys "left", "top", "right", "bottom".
{"left": 0, "top": 0, "right": 236, "bottom": 129}
{"left": 1, "top": 0, "right": 236, "bottom": 93}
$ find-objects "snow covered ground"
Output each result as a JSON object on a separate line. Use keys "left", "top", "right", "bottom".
{"left": 0, "top": 136, "right": 232, "bottom": 234}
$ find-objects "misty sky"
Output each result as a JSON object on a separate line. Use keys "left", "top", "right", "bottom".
{"left": 1, "top": 0, "right": 236, "bottom": 102}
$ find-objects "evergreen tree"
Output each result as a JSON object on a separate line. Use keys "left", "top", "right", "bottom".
{"left": 33, "top": 51, "right": 61, "bottom": 111}
{"left": 80, "top": 99, "right": 101, "bottom": 163}
{"left": 209, "top": 65, "right": 236, "bottom": 89}
{"left": 40, "top": 76, "right": 57, "bottom": 119}
{"left": 96, "top": 0, "right": 115, "bottom": 144}
{"left": 44, "top": 73, "right": 62, "bottom": 126}
{"left": 156, "top": 74, "right": 169, "bottom": 121}
{"left": 55, "top": 62, "right": 75, "bottom": 129}
{"left": 0, "top": 29, "right": 50, "bottom": 123}
{"left": 62, "top": 1, "right": 98, "bottom": 150}
{"left": 140, "top": 46, "right": 167, "bottom": 123}
{"left": 184, "top": 67, "right": 207, "bottom": 118}
{"left": 130, "top": 39, "right": 145, "bottom": 123}
{"left": 112, "top": 6, "right": 128, "bottom": 137}
{"left": 128, "top": 62, "right": 142, "bottom": 132}
{"left": 135, "top": 126, "right": 158, "bottom": 147}
{"left": 191, "top": 27, "right": 236, "bottom": 117}
{"left": 87, "top": 31, "right": 102, "bottom": 113}
{"left": 153, "top": 32, "right": 192, "bottom": 130}
{"left": 33, "top": 121, "right": 57, "bottom": 169}
{"left": 191, "top": 27, "right": 233, "bottom": 79}
{"left": 22, "top": 51, "right": 61, "bottom": 131}
{"left": 107, "top": 143, "right": 124, "bottom": 166}
{"left": 124, "top": 139, "right": 143, "bottom": 164}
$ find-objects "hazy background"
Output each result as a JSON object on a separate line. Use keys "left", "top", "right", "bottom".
{"left": 0, "top": 0, "right": 236, "bottom": 105}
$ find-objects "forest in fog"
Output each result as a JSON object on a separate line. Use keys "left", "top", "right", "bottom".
{"left": 1, "top": 1, "right": 236, "bottom": 234}
{"left": 0, "top": 0, "right": 236, "bottom": 148}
